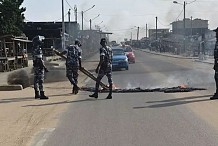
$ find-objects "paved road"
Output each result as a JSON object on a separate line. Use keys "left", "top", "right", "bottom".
{"left": 43, "top": 50, "right": 218, "bottom": 146}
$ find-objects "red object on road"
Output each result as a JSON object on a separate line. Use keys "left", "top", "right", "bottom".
{"left": 124, "top": 46, "right": 135, "bottom": 63}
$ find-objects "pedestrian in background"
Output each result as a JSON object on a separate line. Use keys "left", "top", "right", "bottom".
{"left": 89, "top": 38, "right": 113, "bottom": 99}
{"left": 61, "top": 40, "right": 82, "bottom": 94}
{"left": 211, "top": 27, "right": 218, "bottom": 100}
{"left": 32, "top": 35, "right": 49, "bottom": 99}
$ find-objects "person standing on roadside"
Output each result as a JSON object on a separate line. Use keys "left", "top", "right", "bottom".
{"left": 32, "top": 35, "right": 49, "bottom": 100}
{"left": 89, "top": 38, "right": 113, "bottom": 99}
{"left": 61, "top": 40, "right": 82, "bottom": 94}
{"left": 211, "top": 27, "right": 218, "bottom": 100}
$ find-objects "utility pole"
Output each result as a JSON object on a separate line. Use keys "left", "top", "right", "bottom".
{"left": 74, "top": 5, "right": 77, "bottom": 22}
{"left": 155, "top": 16, "right": 157, "bottom": 41}
{"left": 81, "top": 5, "right": 95, "bottom": 31}
{"left": 61, "top": 0, "right": 65, "bottom": 50}
{"left": 89, "top": 19, "right": 92, "bottom": 30}
{"left": 183, "top": 1, "right": 186, "bottom": 53}
{"left": 155, "top": 16, "right": 158, "bottom": 52}
{"left": 146, "top": 23, "right": 148, "bottom": 38}
{"left": 191, "top": 16, "right": 193, "bottom": 36}
{"left": 68, "top": 9, "right": 71, "bottom": 43}
{"left": 131, "top": 32, "right": 132, "bottom": 45}
{"left": 81, "top": 11, "right": 84, "bottom": 31}
{"left": 137, "top": 27, "right": 139, "bottom": 41}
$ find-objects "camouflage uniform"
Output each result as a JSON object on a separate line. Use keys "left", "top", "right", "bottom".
{"left": 89, "top": 38, "right": 113, "bottom": 99}
{"left": 33, "top": 48, "right": 45, "bottom": 92}
{"left": 65, "top": 45, "right": 82, "bottom": 90}
{"left": 32, "top": 36, "right": 48, "bottom": 99}
{"left": 211, "top": 27, "right": 218, "bottom": 100}
{"left": 97, "top": 46, "right": 113, "bottom": 85}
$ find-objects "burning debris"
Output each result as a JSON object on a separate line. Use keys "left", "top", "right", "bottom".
{"left": 81, "top": 85, "right": 206, "bottom": 93}
{"left": 53, "top": 49, "right": 207, "bottom": 94}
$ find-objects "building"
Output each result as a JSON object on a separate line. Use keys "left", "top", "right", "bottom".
{"left": 171, "top": 18, "right": 208, "bottom": 36}
{"left": 148, "top": 29, "right": 170, "bottom": 40}
{"left": 23, "top": 21, "right": 80, "bottom": 54}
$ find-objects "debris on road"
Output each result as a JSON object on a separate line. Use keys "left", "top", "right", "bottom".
{"left": 81, "top": 86, "right": 206, "bottom": 93}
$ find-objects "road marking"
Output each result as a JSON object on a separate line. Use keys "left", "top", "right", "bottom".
{"left": 30, "top": 128, "right": 55, "bottom": 146}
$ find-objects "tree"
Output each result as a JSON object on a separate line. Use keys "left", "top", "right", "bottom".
{"left": 0, "top": 0, "right": 26, "bottom": 36}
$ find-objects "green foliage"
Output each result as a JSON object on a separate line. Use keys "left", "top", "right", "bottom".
{"left": 0, "top": 0, "right": 26, "bottom": 36}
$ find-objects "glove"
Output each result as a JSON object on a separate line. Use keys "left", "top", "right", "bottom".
{"left": 95, "top": 67, "right": 99, "bottom": 74}
{"left": 79, "top": 66, "right": 83, "bottom": 70}
{"left": 44, "top": 68, "right": 49, "bottom": 72}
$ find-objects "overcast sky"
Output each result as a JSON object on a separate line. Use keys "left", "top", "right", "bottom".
{"left": 22, "top": 0, "right": 218, "bottom": 42}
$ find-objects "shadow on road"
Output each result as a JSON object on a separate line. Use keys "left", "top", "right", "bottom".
{"left": 22, "top": 98, "right": 107, "bottom": 107}
{"left": 0, "top": 97, "right": 34, "bottom": 104}
{"left": 133, "top": 94, "right": 212, "bottom": 109}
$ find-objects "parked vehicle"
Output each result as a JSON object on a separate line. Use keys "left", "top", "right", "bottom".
{"left": 124, "top": 46, "right": 135, "bottom": 63}
{"left": 112, "top": 47, "right": 129, "bottom": 70}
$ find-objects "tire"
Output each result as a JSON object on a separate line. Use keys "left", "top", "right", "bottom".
{"left": 126, "top": 66, "right": 129, "bottom": 70}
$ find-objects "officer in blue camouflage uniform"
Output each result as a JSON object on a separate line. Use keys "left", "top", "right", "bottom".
{"left": 211, "top": 27, "right": 218, "bottom": 100}
{"left": 89, "top": 38, "right": 113, "bottom": 99}
{"left": 32, "top": 35, "right": 49, "bottom": 100}
{"left": 61, "top": 40, "right": 82, "bottom": 94}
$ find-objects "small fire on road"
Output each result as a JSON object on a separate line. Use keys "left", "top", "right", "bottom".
{"left": 81, "top": 84, "right": 206, "bottom": 93}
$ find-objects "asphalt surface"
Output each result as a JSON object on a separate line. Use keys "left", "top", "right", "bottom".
{"left": 43, "top": 49, "right": 218, "bottom": 146}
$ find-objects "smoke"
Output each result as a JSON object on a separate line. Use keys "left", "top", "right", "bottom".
{"left": 158, "top": 70, "right": 214, "bottom": 88}
{"left": 121, "top": 69, "right": 213, "bottom": 90}
{"left": 44, "top": 67, "right": 67, "bottom": 83}
{"left": 7, "top": 69, "right": 30, "bottom": 88}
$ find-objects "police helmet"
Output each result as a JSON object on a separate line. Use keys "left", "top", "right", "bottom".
{"left": 100, "top": 38, "right": 107, "bottom": 45}
{"left": 32, "top": 35, "right": 45, "bottom": 46}
{"left": 75, "top": 39, "right": 82, "bottom": 47}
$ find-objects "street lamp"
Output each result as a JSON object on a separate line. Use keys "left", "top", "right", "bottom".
{"left": 173, "top": 0, "right": 196, "bottom": 54}
{"left": 89, "top": 14, "right": 100, "bottom": 30}
{"left": 81, "top": 5, "right": 95, "bottom": 30}
{"left": 95, "top": 21, "right": 103, "bottom": 30}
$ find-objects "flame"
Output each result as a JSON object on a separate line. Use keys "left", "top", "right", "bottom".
{"left": 100, "top": 83, "right": 118, "bottom": 90}
{"left": 178, "top": 84, "right": 188, "bottom": 88}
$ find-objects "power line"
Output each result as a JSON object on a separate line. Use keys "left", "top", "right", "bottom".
{"left": 65, "top": 0, "right": 74, "bottom": 10}
{"left": 175, "top": 9, "right": 184, "bottom": 20}
{"left": 54, "top": 12, "right": 68, "bottom": 22}
{"left": 157, "top": 18, "right": 171, "bottom": 27}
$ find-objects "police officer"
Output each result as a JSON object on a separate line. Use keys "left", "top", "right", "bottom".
{"left": 89, "top": 38, "right": 113, "bottom": 99}
{"left": 210, "top": 28, "right": 218, "bottom": 100}
{"left": 32, "top": 35, "right": 49, "bottom": 100}
{"left": 61, "top": 40, "right": 82, "bottom": 94}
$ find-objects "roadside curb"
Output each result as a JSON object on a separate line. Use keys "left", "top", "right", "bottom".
{"left": 194, "top": 60, "right": 214, "bottom": 65}
{"left": 136, "top": 48, "right": 198, "bottom": 60}
{"left": 0, "top": 84, "right": 23, "bottom": 91}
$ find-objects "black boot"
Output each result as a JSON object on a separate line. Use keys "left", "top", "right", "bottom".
{"left": 35, "top": 90, "right": 40, "bottom": 99}
{"left": 106, "top": 94, "right": 112, "bottom": 99}
{"left": 210, "top": 93, "right": 218, "bottom": 100}
{"left": 72, "top": 86, "right": 75, "bottom": 94}
{"left": 40, "top": 91, "right": 49, "bottom": 100}
{"left": 74, "top": 85, "right": 80, "bottom": 94}
{"left": 106, "top": 84, "right": 113, "bottom": 99}
{"left": 89, "top": 92, "right": 98, "bottom": 99}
